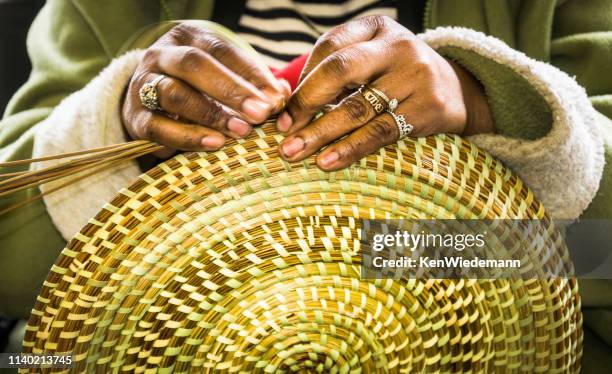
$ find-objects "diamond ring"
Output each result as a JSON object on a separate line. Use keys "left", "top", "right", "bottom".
{"left": 139, "top": 75, "right": 166, "bottom": 111}
{"left": 359, "top": 85, "right": 399, "bottom": 114}
{"left": 387, "top": 110, "right": 413, "bottom": 139}
{"left": 367, "top": 86, "right": 399, "bottom": 112}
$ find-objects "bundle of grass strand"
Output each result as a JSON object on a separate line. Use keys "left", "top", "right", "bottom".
{"left": 0, "top": 140, "right": 164, "bottom": 215}
{"left": 21, "top": 123, "right": 582, "bottom": 373}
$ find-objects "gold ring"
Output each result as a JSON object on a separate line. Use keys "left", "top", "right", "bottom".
{"left": 139, "top": 75, "right": 166, "bottom": 111}
{"left": 359, "top": 85, "right": 386, "bottom": 114}
{"left": 368, "top": 87, "right": 390, "bottom": 105}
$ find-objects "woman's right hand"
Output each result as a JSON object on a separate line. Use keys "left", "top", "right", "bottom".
{"left": 122, "top": 23, "right": 289, "bottom": 156}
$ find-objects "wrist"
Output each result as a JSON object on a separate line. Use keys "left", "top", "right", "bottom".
{"left": 448, "top": 59, "right": 495, "bottom": 136}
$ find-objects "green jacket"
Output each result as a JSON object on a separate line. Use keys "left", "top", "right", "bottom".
{"left": 1, "top": 0, "right": 611, "bottom": 369}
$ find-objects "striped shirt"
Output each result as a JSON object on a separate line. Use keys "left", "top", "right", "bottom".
{"left": 236, "top": 0, "right": 398, "bottom": 69}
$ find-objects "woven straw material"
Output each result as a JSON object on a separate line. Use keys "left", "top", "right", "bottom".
{"left": 22, "top": 124, "right": 582, "bottom": 373}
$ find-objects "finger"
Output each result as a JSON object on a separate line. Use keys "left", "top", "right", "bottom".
{"left": 153, "top": 46, "right": 273, "bottom": 123}
{"left": 172, "top": 23, "right": 288, "bottom": 108}
{"left": 278, "top": 90, "right": 376, "bottom": 161}
{"left": 279, "top": 68, "right": 417, "bottom": 161}
{"left": 146, "top": 73, "right": 252, "bottom": 138}
{"left": 300, "top": 15, "right": 387, "bottom": 81}
{"left": 134, "top": 111, "right": 226, "bottom": 152}
{"left": 375, "top": 89, "right": 447, "bottom": 139}
{"left": 193, "top": 34, "right": 288, "bottom": 110}
{"left": 277, "top": 40, "right": 389, "bottom": 133}
{"left": 315, "top": 112, "right": 400, "bottom": 171}
{"left": 152, "top": 146, "right": 176, "bottom": 159}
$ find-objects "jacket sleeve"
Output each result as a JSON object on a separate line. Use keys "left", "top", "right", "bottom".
{"left": 0, "top": 0, "right": 111, "bottom": 318}
{"left": 420, "top": 24, "right": 609, "bottom": 222}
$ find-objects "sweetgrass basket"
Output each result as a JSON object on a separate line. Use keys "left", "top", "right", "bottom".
{"left": 21, "top": 124, "right": 582, "bottom": 373}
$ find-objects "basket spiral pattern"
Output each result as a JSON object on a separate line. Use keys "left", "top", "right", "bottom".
{"left": 22, "top": 124, "right": 582, "bottom": 373}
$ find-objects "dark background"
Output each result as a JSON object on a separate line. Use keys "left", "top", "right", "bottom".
{"left": 0, "top": 0, "right": 44, "bottom": 115}
{"left": 0, "top": 0, "right": 43, "bottom": 351}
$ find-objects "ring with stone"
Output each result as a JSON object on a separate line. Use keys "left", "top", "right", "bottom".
{"left": 387, "top": 110, "right": 414, "bottom": 139}
{"left": 367, "top": 86, "right": 398, "bottom": 111}
{"left": 139, "top": 75, "right": 166, "bottom": 111}
{"left": 360, "top": 85, "right": 399, "bottom": 113}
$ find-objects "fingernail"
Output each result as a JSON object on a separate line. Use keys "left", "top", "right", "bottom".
{"left": 201, "top": 136, "right": 224, "bottom": 149}
{"left": 281, "top": 137, "right": 304, "bottom": 157}
{"left": 277, "top": 111, "right": 293, "bottom": 132}
{"left": 227, "top": 117, "right": 251, "bottom": 137}
{"left": 319, "top": 151, "right": 339, "bottom": 166}
{"left": 242, "top": 98, "right": 271, "bottom": 120}
{"left": 264, "top": 89, "right": 287, "bottom": 113}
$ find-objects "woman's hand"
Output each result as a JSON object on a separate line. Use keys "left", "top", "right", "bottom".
{"left": 277, "top": 16, "right": 494, "bottom": 171}
{"left": 123, "top": 23, "right": 289, "bottom": 157}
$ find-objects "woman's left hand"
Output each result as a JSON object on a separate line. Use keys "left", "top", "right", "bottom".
{"left": 276, "top": 16, "right": 494, "bottom": 171}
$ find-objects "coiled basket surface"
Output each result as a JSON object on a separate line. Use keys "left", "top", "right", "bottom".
{"left": 22, "top": 124, "right": 582, "bottom": 373}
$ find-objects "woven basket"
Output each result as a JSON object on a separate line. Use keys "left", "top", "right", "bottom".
{"left": 22, "top": 123, "right": 582, "bottom": 373}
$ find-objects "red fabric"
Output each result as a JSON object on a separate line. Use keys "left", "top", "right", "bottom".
{"left": 270, "top": 53, "right": 309, "bottom": 92}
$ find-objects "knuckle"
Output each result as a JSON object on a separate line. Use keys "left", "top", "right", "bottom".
{"left": 130, "top": 70, "right": 149, "bottom": 90}
{"left": 202, "top": 36, "right": 231, "bottom": 57}
{"left": 177, "top": 47, "right": 204, "bottom": 71}
{"left": 180, "top": 132, "right": 198, "bottom": 148}
{"left": 428, "top": 91, "right": 447, "bottom": 112}
{"left": 304, "top": 124, "right": 328, "bottom": 144}
{"left": 378, "top": 15, "right": 395, "bottom": 25}
{"left": 241, "top": 64, "right": 265, "bottom": 84}
{"left": 411, "top": 52, "right": 436, "bottom": 77}
{"left": 416, "top": 60, "right": 435, "bottom": 76}
{"left": 200, "top": 101, "right": 224, "bottom": 126}
{"left": 289, "top": 92, "right": 312, "bottom": 112}
{"left": 358, "top": 14, "right": 389, "bottom": 30}
{"left": 369, "top": 118, "right": 396, "bottom": 141}
{"left": 214, "top": 78, "right": 245, "bottom": 103}
{"left": 169, "top": 23, "right": 196, "bottom": 44}
{"left": 340, "top": 139, "right": 361, "bottom": 161}
{"left": 165, "top": 84, "right": 185, "bottom": 108}
{"left": 394, "top": 37, "right": 417, "bottom": 53}
{"left": 343, "top": 96, "right": 370, "bottom": 121}
{"left": 325, "top": 52, "right": 351, "bottom": 77}
{"left": 143, "top": 48, "right": 161, "bottom": 65}
{"left": 315, "top": 34, "right": 342, "bottom": 54}
{"left": 365, "top": 14, "right": 386, "bottom": 26}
